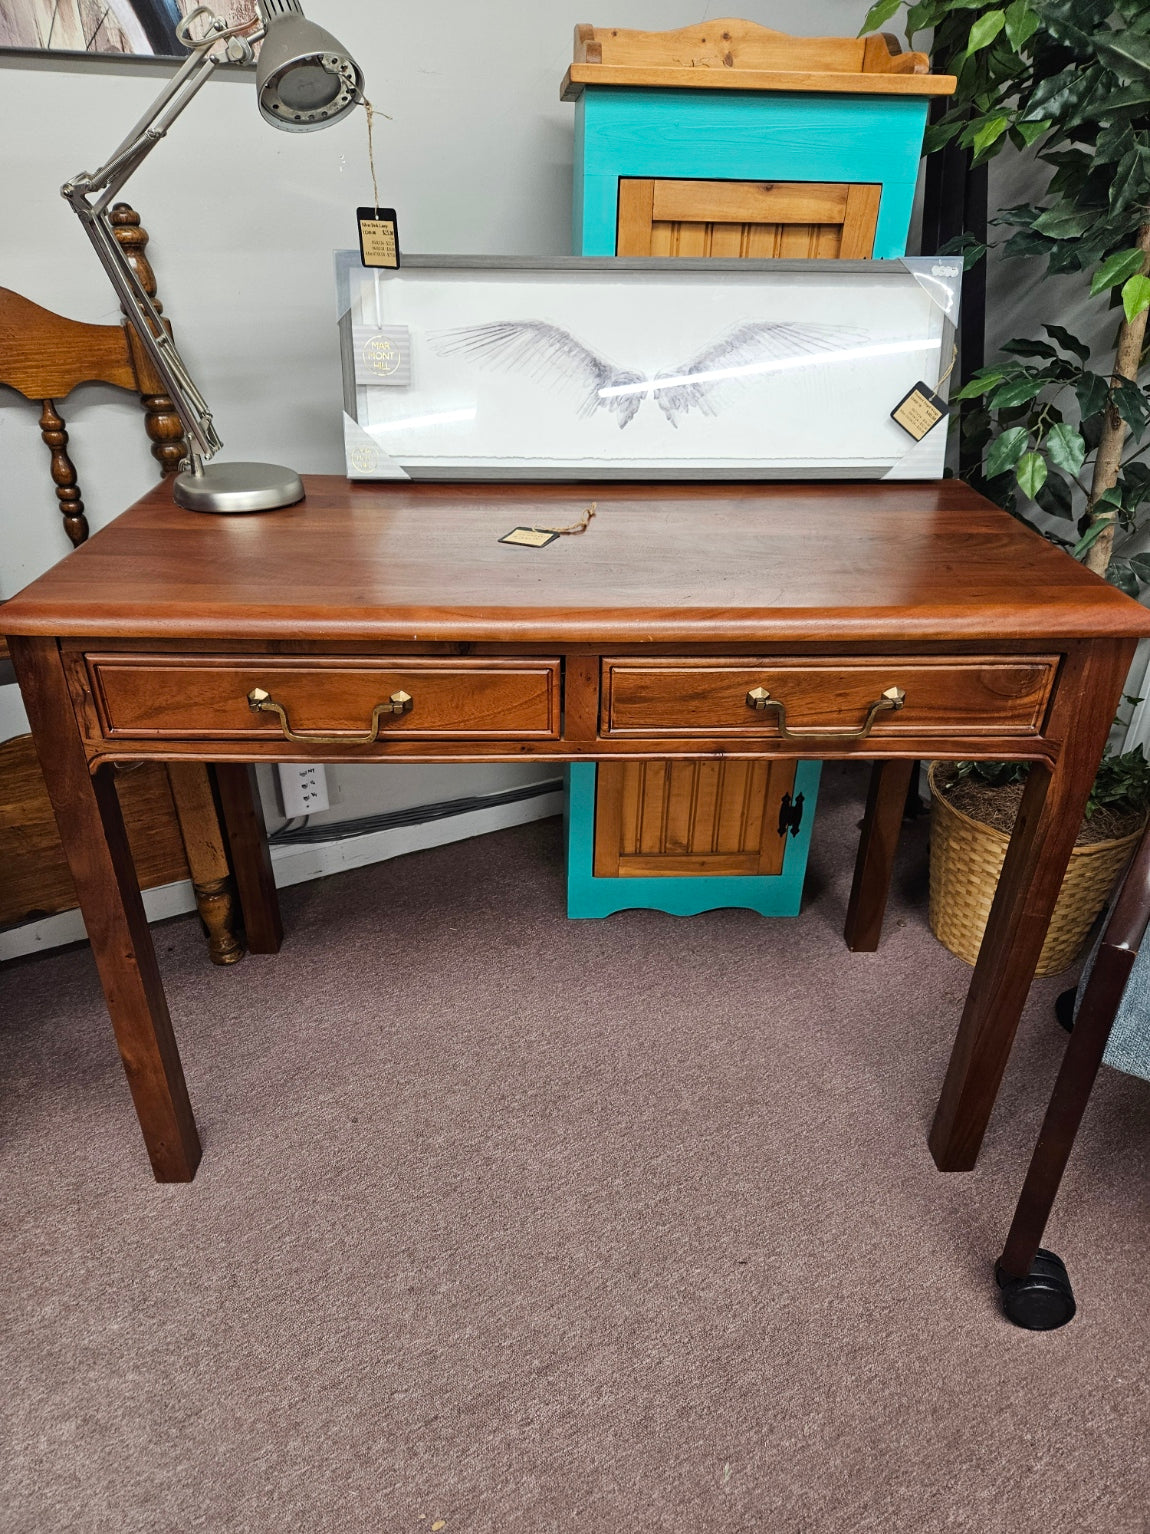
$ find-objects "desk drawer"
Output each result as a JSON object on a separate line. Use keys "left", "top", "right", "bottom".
{"left": 602, "top": 656, "right": 1057, "bottom": 738}
{"left": 88, "top": 656, "right": 561, "bottom": 740}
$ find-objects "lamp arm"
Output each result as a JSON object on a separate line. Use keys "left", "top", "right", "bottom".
{"left": 60, "top": 8, "right": 266, "bottom": 473}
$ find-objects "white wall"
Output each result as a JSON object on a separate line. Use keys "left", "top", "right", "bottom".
{"left": 0, "top": 0, "right": 867, "bottom": 833}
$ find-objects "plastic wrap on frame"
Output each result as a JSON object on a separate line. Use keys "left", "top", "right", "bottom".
{"left": 879, "top": 256, "right": 962, "bottom": 480}
{"left": 342, "top": 413, "right": 411, "bottom": 480}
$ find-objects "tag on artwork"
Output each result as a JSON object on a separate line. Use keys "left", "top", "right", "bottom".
{"left": 357, "top": 207, "right": 400, "bottom": 268}
{"left": 890, "top": 382, "right": 949, "bottom": 441}
{"left": 499, "top": 527, "right": 559, "bottom": 548}
{"left": 352, "top": 325, "right": 412, "bottom": 386}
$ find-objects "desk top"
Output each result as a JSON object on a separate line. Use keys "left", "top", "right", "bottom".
{"left": 6, "top": 477, "right": 1150, "bottom": 647}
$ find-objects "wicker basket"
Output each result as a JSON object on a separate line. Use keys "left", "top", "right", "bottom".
{"left": 928, "top": 763, "right": 1145, "bottom": 977}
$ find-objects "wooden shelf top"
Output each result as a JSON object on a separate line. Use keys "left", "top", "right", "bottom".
{"left": 561, "top": 19, "right": 957, "bottom": 101}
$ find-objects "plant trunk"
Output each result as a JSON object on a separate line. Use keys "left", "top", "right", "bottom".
{"left": 1084, "top": 221, "right": 1150, "bottom": 577}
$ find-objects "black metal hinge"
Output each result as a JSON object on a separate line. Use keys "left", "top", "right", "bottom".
{"left": 778, "top": 790, "right": 804, "bottom": 838}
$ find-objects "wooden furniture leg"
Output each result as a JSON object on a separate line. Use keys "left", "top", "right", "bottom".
{"left": 929, "top": 640, "right": 1136, "bottom": 1173}
{"left": 165, "top": 761, "right": 244, "bottom": 967}
{"left": 845, "top": 758, "right": 914, "bottom": 951}
{"left": 995, "top": 826, "right": 1150, "bottom": 1327}
{"left": 9, "top": 636, "right": 200, "bottom": 1181}
{"left": 214, "top": 763, "right": 283, "bottom": 954}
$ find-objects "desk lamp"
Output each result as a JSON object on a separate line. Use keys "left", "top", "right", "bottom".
{"left": 62, "top": 1, "right": 364, "bottom": 513}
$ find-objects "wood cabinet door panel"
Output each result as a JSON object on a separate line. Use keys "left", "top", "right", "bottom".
{"left": 593, "top": 758, "right": 799, "bottom": 878}
{"left": 617, "top": 178, "right": 880, "bottom": 260}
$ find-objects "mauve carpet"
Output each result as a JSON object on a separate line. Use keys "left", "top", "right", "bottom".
{"left": 2, "top": 763, "right": 1149, "bottom": 1533}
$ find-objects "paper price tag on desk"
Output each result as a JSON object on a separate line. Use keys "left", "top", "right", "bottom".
{"left": 499, "top": 527, "right": 559, "bottom": 548}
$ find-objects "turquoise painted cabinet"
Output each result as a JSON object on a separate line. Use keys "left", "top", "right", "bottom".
{"left": 561, "top": 20, "right": 952, "bottom": 919}
{"left": 573, "top": 86, "right": 928, "bottom": 260}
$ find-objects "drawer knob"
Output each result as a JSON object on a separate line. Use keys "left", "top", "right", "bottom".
{"left": 247, "top": 686, "right": 414, "bottom": 743}
{"left": 744, "top": 684, "right": 906, "bottom": 741}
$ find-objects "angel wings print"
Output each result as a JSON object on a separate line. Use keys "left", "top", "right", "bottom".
{"left": 428, "top": 319, "right": 869, "bottom": 429}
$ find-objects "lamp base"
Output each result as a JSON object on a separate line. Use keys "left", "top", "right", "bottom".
{"left": 173, "top": 461, "right": 305, "bottom": 514}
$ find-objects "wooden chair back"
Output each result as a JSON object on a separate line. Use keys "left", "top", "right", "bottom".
{"left": 0, "top": 209, "right": 244, "bottom": 966}
{"left": 0, "top": 202, "right": 186, "bottom": 548}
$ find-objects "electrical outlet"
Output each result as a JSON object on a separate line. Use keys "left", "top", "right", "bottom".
{"left": 277, "top": 762, "right": 330, "bottom": 818}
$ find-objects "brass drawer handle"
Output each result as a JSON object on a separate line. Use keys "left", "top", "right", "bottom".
{"left": 745, "top": 684, "right": 906, "bottom": 741}
{"left": 247, "top": 686, "right": 413, "bottom": 743}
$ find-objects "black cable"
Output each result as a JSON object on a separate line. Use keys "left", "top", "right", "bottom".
{"left": 268, "top": 776, "right": 563, "bottom": 846}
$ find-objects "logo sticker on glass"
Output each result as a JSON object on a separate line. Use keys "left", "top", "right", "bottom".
{"left": 352, "top": 325, "right": 412, "bottom": 387}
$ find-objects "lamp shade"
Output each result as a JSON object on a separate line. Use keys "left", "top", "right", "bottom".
{"left": 255, "top": 0, "right": 363, "bottom": 132}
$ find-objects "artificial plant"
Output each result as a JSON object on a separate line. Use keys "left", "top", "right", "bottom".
{"left": 861, "top": 0, "right": 1150, "bottom": 595}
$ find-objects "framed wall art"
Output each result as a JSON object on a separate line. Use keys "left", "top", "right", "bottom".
{"left": 0, "top": 0, "right": 254, "bottom": 62}
{"left": 334, "top": 253, "right": 960, "bottom": 482}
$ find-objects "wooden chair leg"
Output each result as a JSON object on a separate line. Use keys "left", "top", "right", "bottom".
{"left": 214, "top": 763, "right": 283, "bottom": 954}
{"left": 845, "top": 758, "right": 915, "bottom": 952}
{"left": 165, "top": 761, "right": 244, "bottom": 966}
{"left": 997, "top": 940, "right": 1136, "bottom": 1283}
{"left": 10, "top": 636, "right": 200, "bottom": 1181}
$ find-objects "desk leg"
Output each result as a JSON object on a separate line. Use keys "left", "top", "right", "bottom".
{"left": 928, "top": 639, "right": 1135, "bottom": 1173}
{"left": 9, "top": 637, "right": 201, "bottom": 1182}
{"left": 214, "top": 763, "right": 283, "bottom": 954}
{"left": 845, "top": 759, "right": 914, "bottom": 952}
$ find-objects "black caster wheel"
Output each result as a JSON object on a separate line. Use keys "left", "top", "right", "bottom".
{"left": 996, "top": 1248, "right": 1077, "bottom": 1330}
{"left": 1055, "top": 986, "right": 1077, "bottom": 1033}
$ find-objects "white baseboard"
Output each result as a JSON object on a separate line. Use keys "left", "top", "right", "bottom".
{"left": 0, "top": 790, "right": 563, "bottom": 963}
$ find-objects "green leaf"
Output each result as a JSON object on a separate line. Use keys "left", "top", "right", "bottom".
{"left": 1035, "top": 473, "right": 1075, "bottom": 520}
{"left": 923, "top": 118, "right": 965, "bottom": 154}
{"left": 858, "top": 0, "right": 902, "bottom": 35}
{"left": 1122, "top": 274, "right": 1150, "bottom": 323}
{"left": 935, "top": 232, "right": 988, "bottom": 270}
{"left": 1114, "top": 378, "right": 1150, "bottom": 439}
{"left": 1014, "top": 118, "right": 1051, "bottom": 146}
{"left": 1075, "top": 372, "right": 1111, "bottom": 420}
{"left": 1000, "top": 339, "right": 1057, "bottom": 359}
{"left": 951, "top": 369, "right": 1008, "bottom": 401}
{"left": 967, "top": 10, "right": 1005, "bottom": 53}
{"left": 1107, "top": 559, "right": 1141, "bottom": 598}
{"left": 984, "top": 426, "right": 1029, "bottom": 477}
{"left": 971, "top": 113, "right": 1012, "bottom": 158}
{"left": 1021, "top": 65, "right": 1090, "bottom": 121}
{"left": 1129, "top": 552, "right": 1150, "bottom": 581}
{"left": 1096, "top": 30, "right": 1150, "bottom": 81}
{"left": 1016, "top": 451, "right": 1048, "bottom": 498}
{"left": 989, "top": 376, "right": 1047, "bottom": 408}
{"left": 1091, "top": 80, "right": 1150, "bottom": 117}
{"left": 1112, "top": 145, "right": 1150, "bottom": 220}
{"left": 1003, "top": 0, "right": 1039, "bottom": 49}
{"left": 1044, "top": 323, "right": 1090, "bottom": 363}
{"left": 1089, "top": 248, "right": 1145, "bottom": 295}
{"left": 1045, "top": 422, "right": 1087, "bottom": 476}
{"left": 1072, "top": 517, "right": 1113, "bottom": 559}
{"left": 1001, "top": 228, "right": 1054, "bottom": 260}
{"left": 1031, "top": 208, "right": 1094, "bottom": 239}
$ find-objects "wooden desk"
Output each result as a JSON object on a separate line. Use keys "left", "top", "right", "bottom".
{"left": 6, "top": 477, "right": 1150, "bottom": 1184}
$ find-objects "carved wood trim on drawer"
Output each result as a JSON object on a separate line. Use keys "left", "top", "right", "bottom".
{"left": 85, "top": 655, "right": 562, "bottom": 741}
{"left": 601, "top": 655, "right": 1060, "bottom": 738}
